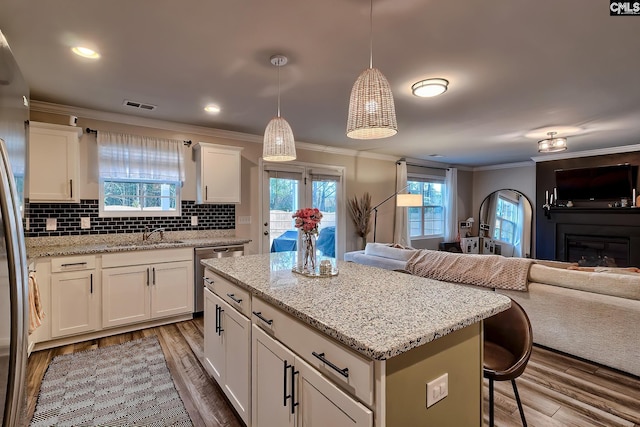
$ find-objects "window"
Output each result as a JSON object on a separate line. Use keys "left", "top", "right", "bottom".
{"left": 493, "top": 196, "right": 518, "bottom": 244}
{"left": 407, "top": 177, "right": 446, "bottom": 238}
{"left": 97, "top": 131, "right": 184, "bottom": 217}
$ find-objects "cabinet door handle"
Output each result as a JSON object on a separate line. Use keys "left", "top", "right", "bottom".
{"left": 252, "top": 311, "right": 273, "bottom": 325}
{"left": 291, "top": 368, "right": 299, "bottom": 414}
{"left": 226, "top": 293, "right": 242, "bottom": 304}
{"left": 312, "top": 352, "right": 349, "bottom": 378}
{"left": 215, "top": 304, "right": 220, "bottom": 334}
{"left": 152, "top": 267, "right": 156, "bottom": 285}
{"left": 218, "top": 306, "right": 224, "bottom": 335}
{"left": 283, "top": 360, "right": 292, "bottom": 407}
{"left": 205, "top": 185, "right": 208, "bottom": 201}
{"left": 70, "top": 179, "right": 73, "bottom": 198}
{"left": 90, "top": 273, "right": 93, "bottom": 294}
{"left": 203, "top": 277, "right": 214, "bottom": 286}
{"left": 61, "top": 262, "right": 87, "bottom": 267}
{"left": 146, "top": 268, "right": 150, "bottom": 286}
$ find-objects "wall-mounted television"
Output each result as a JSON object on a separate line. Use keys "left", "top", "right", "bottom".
{"left": 555, "top": 164, "right": 638, "bottom": 201}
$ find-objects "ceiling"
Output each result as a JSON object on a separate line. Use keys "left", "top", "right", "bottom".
{"left": 2, "top": 0, "right": 640, "bottom": 167}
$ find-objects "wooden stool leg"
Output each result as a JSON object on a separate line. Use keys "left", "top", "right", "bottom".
{"left": 511, "top": 379, "right": 527, "bottom": 427}
{"left": 489, "top": 378, "right": 494, "bottom": 427}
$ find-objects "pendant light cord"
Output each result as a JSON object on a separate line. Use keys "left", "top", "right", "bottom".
{"left": 277, "top": 63, "right": 281, "bottom": 118}
{"left": 369, "top": 0, "right": 373, "bottom": 69}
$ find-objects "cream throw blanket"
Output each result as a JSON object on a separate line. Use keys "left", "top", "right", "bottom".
{"left": 406, "top": 250, "right": 534, "bottom": 291}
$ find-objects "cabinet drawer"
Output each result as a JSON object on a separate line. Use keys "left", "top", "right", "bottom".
{"left": 204, "top": 269, "right": 251, "bottom": 318}
{"left": 252, "top": 297, "right": 374, "bottom": 406}
{"left": 51, "top": 255, "right": 96, "bottom": 272}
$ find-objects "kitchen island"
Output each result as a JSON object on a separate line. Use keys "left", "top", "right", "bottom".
{"left": 202, "top": 252, "right": 511, "bottom": 427}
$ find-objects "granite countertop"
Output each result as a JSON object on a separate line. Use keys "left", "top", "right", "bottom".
{"left": 201, "top": 252, "right": 511, "bottom": 360}
{"left": 26, "top": 231, "right": 251, "bottom": 258}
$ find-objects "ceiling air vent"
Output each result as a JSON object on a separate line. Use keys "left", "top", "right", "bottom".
{"left": 123, "top": 99, "right": 157, "bottom": 111}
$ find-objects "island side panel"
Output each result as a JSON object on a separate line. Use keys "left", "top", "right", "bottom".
{"left": 384, "top": 323, "right": 482, "bottom": 427}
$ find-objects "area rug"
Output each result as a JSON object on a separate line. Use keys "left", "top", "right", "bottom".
{"left": 30, "top": 336, "right": 193, "bottom": 426}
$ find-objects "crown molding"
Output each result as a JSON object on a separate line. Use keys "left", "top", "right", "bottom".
{"left": 29, "top": 100, "right": 399, "bottom": 162}
{"left": 531, "top": 144, "right": 640, "bottom": 163}
{"left": 473, "top": 161, "right": 535, "bottom": 172}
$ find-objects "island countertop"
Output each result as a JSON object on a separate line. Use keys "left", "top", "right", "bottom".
{"left": 201, "top": 252, "right": 511, "bottom": 360}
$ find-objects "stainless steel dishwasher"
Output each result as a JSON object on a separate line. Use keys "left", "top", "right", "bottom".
{"left": 194, "top": 245, "right": 244, "bottom": 314}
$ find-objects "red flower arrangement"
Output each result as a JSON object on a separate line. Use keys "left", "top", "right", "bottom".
{"left": 292, "top": 207, "right": 323, "bottom": 235}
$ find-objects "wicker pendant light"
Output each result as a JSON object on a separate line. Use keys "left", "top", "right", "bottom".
{"left": 346, "top": 0, "right": 397, "bottom": 140}
{"left": 263, "top": 55, "right": 296, "bottom": 161}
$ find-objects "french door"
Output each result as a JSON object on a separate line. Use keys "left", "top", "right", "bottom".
{"left": 260, "top": 161, "right": 344, "bottom": 260}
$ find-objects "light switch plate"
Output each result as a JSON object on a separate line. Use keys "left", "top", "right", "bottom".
{"left": 237, "top": 216, "right": 251, "bottom": 225}
{"left": 81, "top": 217, "right": 91, "bottom": 229}
{"left": 426, "top": 373, "right": 448, "bottom": 408}
{"left": 191, "top": 216, "right": 198, "bottom": 226}
{"left": 46, "top": 218, "right": 57, "bottom": 231}
{"left": 24, "top": 217, "right": 29, "bottom": 231}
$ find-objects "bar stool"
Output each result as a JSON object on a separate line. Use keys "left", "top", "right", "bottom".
{"left": 483, "top": 298, "right": 532, "bottom": 427}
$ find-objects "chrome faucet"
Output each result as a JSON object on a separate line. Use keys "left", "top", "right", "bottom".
{"left": 143, "top": 227, "right": 164, "bottom": 241}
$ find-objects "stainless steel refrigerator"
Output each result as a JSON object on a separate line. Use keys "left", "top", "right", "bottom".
{"left": 0, "top": 29, "right": 30, "bottom": 427}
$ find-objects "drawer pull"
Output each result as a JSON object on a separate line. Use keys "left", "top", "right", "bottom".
{"left": 226, "top": 293, "right": 243, "bottom": 304}
{"left": 203, "top": 277, "right": 214, "bottom": 286}
{"left": 252, "top": 311, "right": 273, "bottom": 325}
{"left": 312, "top": 352, "right": 350, "bottom": 378}
{"left": 61, "top": 262, "right": 87, "bottom": 267}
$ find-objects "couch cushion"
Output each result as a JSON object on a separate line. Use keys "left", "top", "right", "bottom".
{"left": 529, "top": 264, "right": 640, "bottom": 301}
{"left": 363, "top": 242, "right": 417, "bottom": 261}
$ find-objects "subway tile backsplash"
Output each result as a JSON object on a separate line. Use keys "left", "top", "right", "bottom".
{"left": 24, "top": 199, "right": 235, "bottom": 237}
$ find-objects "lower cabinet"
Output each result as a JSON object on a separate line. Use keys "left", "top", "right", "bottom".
{"left": 252, "top": 325, "right": 373, "bottom": 427}
{"left": 204, "top": 287, "right": 251, "bottom": 425}
{"left": 102, "top": 260, "right": 192, "bottom": 328}
{"left": 50, "top": 267, "right": 99, "bottom": 338}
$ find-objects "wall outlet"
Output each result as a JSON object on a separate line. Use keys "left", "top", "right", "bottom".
{"left": 46, "top": 218, "right": 57, "bottom": 231}
{"left": 237, "top": 216, "right": 251, "bottom": 225}
{"left": 426, "top": 373, "right": 448, "bottom": 408}
{"left": 191, "top": 216, "right": 198, "bottom": 226}
{"left": 81, "top": 217, "right": 91, "bottom": 229}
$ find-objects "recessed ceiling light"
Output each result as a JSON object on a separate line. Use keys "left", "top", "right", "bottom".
{"left": 204, "top": 104, "right": 221, "bottom": 114}
{"left": 412, "top": 78, "right": 449, "bottom": 98}
{"left": 71, "top": 46, "right": 100, "bottom": 59}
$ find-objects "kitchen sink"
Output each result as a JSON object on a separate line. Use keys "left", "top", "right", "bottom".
{"left": 109, "top": 240, "right": 184, "bottom": 248}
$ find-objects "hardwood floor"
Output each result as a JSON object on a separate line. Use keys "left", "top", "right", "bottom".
{"left": 26, "top": 318, "right": 640, "bottom": 427}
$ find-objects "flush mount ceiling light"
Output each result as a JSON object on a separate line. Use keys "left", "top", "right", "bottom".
{"left": 411, "top": 78, "right": 449, "bottom": 98}
{"left": 263, "top": 54, "right": 296, "bottom": 162}
{"left": 71, "top": 46, "right": 100, "bottom": 59}
{"left": 204, "top": 104, "right": 221, "bottom": 114}
{"left": 538, "top": 131, "right": 568, "bottom": 153}
{"left": 346, "top": 0, "right": 397, "bottom": 140}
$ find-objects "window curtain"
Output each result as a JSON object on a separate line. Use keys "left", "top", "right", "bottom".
{"left": 393, "top": 160, "right": 411, "bottom": 246}
{"left": 444, "top": 168, "right": 458, "bottom": 242}
{"left": 97, "top": 131, "right": 185, "bottom": 182}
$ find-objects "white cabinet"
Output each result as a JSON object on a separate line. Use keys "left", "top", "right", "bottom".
{"left": 252, "top": 325, "right": 373, "bottom": 427}
{"left": 194, "top": 142, "right": 243, "bottom": 204}
{"left": 102, "top": 249, "right": 193, "bottom": 329}
{"left": 50, "top": 255, "right": 99, "bottom": 338}
{"left": 204, "top": 283, "right": 251, "bottom": 425}
{"left": 28, "top": 121, "right": 81, "bottom": 202}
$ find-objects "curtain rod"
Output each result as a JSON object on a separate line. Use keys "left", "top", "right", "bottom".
{"left": 85, "top": 128, "right": 192, "bottom": 147}
{"left": 398, "top": 160, "right": 449, "bottom": 171}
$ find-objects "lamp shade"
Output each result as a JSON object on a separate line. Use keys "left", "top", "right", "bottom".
{"left": 396, "top": 193, "right": 422, "bottom": 207}
{"left": 347, "top": 67, "right": 398, "bottom": 140}
{"left": 263, "top": 116, "right": 297, "bottom": 161}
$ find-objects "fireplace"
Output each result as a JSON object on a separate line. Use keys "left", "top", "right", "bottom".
{"left": 565, "top": 234, "right": 630, "bottom": 267}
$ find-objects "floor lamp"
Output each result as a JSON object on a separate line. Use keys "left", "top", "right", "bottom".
{"left": 372, "top": 187, "right": 422, "bottom": 242}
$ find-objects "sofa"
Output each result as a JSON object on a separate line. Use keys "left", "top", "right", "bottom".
{"left": 344, "top": 244, "right": 640, "bottom": 377}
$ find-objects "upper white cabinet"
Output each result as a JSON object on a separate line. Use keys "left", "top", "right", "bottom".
{"left": 28, "top": 121, "right": 82, "bottom": 202}
{"left": 193, "top": 142, "right": 243, "bottom": 204}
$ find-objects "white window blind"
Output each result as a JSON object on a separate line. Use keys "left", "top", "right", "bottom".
{"left": 97, "top": 131, "right": 185, "bottom": 183}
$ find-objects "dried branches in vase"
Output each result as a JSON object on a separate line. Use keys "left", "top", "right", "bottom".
{"left": 348, "top": 192, "right": 373, "bottom": 250}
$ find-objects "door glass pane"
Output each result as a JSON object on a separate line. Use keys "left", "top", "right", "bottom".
{"left": 312, "top": 179, "right": 337, "bottom": 258}
{"left": 269, "top": 177, "right": 299, "bottom": 252}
